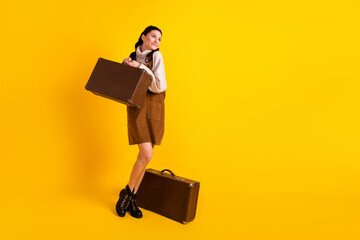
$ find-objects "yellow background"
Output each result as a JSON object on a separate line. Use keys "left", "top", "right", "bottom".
{"left": 1, "top": 0, "right": 359, "bottom": 239}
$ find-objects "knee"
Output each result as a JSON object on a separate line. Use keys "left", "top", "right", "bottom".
{"left": 139, "top": 151, "right": 152, "bottom": 166}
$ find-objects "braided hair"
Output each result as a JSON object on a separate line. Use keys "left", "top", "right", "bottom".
{"left": 129, "top": 25, "right": 162, "bottom": 69}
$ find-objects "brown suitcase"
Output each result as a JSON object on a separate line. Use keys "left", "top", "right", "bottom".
{"left": 136, "top": 168, "right": 200, "bottom": 224}
{"left": 85, "top": 57, "right": 152, "bottom": 108}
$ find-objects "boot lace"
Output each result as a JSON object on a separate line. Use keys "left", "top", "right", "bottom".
{"left": 120, "top": 193, "right": 131, "bottom": 208}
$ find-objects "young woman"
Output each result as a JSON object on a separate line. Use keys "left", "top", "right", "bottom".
{"left": 116, "top": 25, "right": 167, "bottom": 218}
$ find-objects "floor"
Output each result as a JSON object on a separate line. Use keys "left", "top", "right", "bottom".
{"left": 2, "top": 185, "right": 359, "bottom": 239}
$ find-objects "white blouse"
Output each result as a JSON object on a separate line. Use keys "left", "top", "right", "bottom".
{"left": 135, "top": 45, "right": 167, "bottom": 93}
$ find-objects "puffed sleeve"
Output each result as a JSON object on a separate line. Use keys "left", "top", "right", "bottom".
{"left": 138, "top": 51, "right": 167, "bottom": 93}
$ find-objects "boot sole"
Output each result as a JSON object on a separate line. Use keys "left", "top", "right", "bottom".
{"left": 126, "top": 208, "right": 143, "bottom": 218}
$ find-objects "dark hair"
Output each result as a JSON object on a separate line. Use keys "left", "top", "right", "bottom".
{"left": 129, "top": 25, "right": 162, "bottom": 68}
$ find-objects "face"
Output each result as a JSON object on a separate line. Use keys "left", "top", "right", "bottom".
{"left": 141, "top": 30, "right": 162, "bottom": 51}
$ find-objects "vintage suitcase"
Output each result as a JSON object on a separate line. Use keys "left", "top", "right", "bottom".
{"left": 85, "top": 57, "right": 152, "bottom": 108}
{"left": 136, "top": 168, "right": 200, "bottom": 224}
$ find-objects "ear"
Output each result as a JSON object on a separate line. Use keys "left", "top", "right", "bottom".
{"left": 141, "top": 34, "right": 145, "bottom": 41}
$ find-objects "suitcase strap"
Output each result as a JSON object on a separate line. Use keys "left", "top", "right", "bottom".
{"left": 160, "top": 169, "right": 176, "bottom": 178}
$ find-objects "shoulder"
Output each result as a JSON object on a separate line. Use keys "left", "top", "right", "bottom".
{"left": 153, "top": 51, "right": 163, "bottom": 60}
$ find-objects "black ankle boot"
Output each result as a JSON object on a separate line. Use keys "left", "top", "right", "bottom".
{"left": 126, "top": 192, "right": 143, "bottom": 218}
{"left": 116, "top": 185, "right": 134, "bottom": 217}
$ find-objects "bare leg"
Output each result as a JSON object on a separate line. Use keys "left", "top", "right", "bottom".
{"left": 132, "top": 144, "right": 154, "bottom": 194}
{"left": 128, "top": 142, "right": 153, "bottom": 192}
{"left": 133, "top": 168, "right": 145, "bottom": 194}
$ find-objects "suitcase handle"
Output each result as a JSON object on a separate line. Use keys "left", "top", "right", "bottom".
{"left": 160, "top": 169, "right": 176, "bottom": 178}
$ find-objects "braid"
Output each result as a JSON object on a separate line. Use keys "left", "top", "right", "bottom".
{"left": 145, "top": 50, "right": 158, "bottom": 69}
{"left": 129, "top": 52, "right": 136, "bottom": 61}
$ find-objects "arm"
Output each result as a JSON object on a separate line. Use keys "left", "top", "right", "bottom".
{"left": 139, "top": 52, "right": 167, "bottom": 93}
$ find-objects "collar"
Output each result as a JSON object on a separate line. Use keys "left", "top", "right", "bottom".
{"left": 136, "top": 45, "right": 152, "bottom": 58}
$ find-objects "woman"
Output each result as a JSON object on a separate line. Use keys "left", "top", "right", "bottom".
{"left": 116, "top": 25, "right": 167, "bottom": 218}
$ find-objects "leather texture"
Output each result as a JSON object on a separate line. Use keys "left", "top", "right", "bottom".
{"left": 126, "top": 192, "right": 143, "bottom": 218}
{"left": 136, "top": 168, "right": 200, "bottom": 224}
{"left": 116, "top": 185, "right": 134, "bottom": 217}
{"left": 85, "top": 58, "right": 152, "bottom": 108}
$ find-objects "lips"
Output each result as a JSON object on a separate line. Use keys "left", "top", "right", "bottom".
{"left": 152, "top": 43, "right": 158, "bottom": 47}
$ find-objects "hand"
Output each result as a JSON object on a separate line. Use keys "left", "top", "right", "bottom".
{"left": 123, "top": 57, "right": 131, "bottom": 65}
{"left": 123, "top": 57, "right": 141, "bottom": 68}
